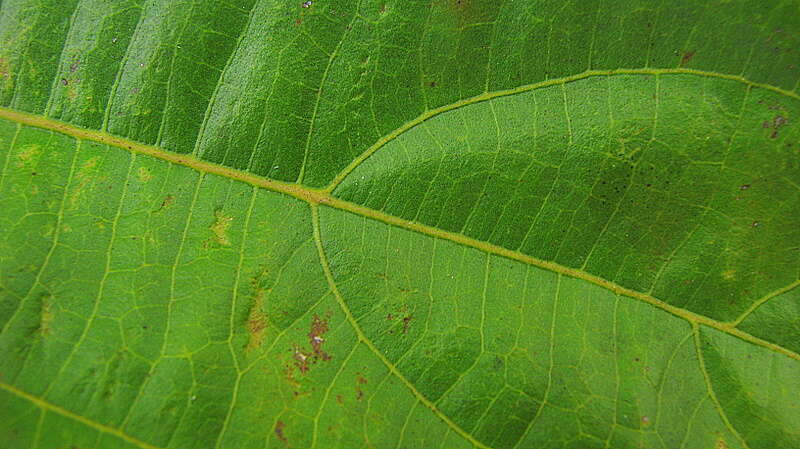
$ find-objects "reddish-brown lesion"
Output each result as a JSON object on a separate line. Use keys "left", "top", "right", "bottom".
{"left": 289, "top": 313, "right": 332, "bottom": 374}
{"left": 680, "top": 50, "right": 696, "bottom": 66}
{"left": 275, "top": 420, "right": 288, "bottom": 445}
{"left": 308, "top": 314, "right": 331, "bottom": 361}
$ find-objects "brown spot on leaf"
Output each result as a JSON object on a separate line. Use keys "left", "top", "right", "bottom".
{"left": 763, "top": 114, "right": 789, "bottom": 138}
{"left": 160, "top": 195, "right": 175, "bottom": 210}
{"left": 246, "top": 288, "right": 267, "bottom": 351}
{"left": 402, "top": 315, "right": 413, "bottom": 334}
{"left": 275, "top": 421, "right": 288, "bottom": 445}
{"left": 308, "top": 314, "right": 331, "bottom": 361}
{"left": 290, "top": 313, "right": 332, "bottom": 374}
{"left": 680, "top": 50, "right": 696, "bottom": 66}
{"left": 293, "top": 347, "right": 311, "bottom": 373}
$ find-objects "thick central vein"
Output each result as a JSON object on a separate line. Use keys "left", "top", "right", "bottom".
{"left": 0, "top": 95, "right": 798, "bottom": 364}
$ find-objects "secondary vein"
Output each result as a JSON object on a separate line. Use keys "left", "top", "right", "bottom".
{"left": 0, "top": 105, "right": 798, "bottom": 363}
{"left": 0, "top": 381, "right": 163, "bottom": 449}
{"left": 310, "top": 204, "right": 491, "bottom": 449}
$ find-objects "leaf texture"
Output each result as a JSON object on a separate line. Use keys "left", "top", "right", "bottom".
{"left": 0, "top": 1, "right": 799, "bottom": 448}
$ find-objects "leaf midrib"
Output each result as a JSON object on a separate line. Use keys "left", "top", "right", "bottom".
{"left": 3, "top": 67, "right": 799, "bottom": 449}
{"left": 1, "top": 68, "right": 798, "bottom": 365}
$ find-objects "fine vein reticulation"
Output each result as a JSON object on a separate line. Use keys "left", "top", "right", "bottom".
{"left": 2, "top": 66, "right": 800, "bottom": 449}
{"left": 1, "top": 69, "right": 798, "bottom": 370}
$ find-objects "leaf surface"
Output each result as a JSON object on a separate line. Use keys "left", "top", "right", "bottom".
{"left": 0, "top": 1, "right": 799, "bottom": 448}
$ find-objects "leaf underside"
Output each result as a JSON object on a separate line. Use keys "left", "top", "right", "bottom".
{"left": 0, "top": 1, "right": 799, "bottom": 449}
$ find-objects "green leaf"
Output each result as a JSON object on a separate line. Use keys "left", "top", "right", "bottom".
{"left": 1, "top": 1, "right": 799, "bottom": 448}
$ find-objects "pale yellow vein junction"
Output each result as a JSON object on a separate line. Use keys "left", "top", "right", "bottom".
{"left": 1, "top": 85, "right": 798, "bottom": 364}
{"left": 2, "top": 66, "right": 800, "bottom": 449}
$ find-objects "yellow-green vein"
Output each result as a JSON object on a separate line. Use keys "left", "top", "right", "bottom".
{"left": 310, "top": 204, "right": 491, "bottom": 449}
{"left": 1, "top": 106, "right": 798, "bottom": 364}
{"left": 0, "top": 381, "right": 163, "bottom": 449}
{"left": 324, "top": 67, "right": 800, "bottom": 192}
{"left": 692, "top": 323, "right": 751, "bottom": 449}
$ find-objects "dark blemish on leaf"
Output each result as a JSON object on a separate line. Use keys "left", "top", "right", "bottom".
{"left": 427, "top": 81, "right": 437, "bottom": 87}
{"left": 634, "top": 357, "right": 640, "bottom": 362}
{"left": 770, "top": 130, "right": 779, "bottom": 139}
{"left": 275, "top": 421, "right": 288, "bottom": 445}
{"left": 308, "top": 314, "right": 331, "bottom": 361}
{"left": 61, "top": 78, "right": 69, "bottom": 86}
{"left": 291, "top": 314, "right": 332, "bottom": 374}
{"left": 302, "top": 0, "right": 312, "bottom": 7}
{"left": 70, "top": 61, "right": 79, "bottom": 72}
{"left": 641, "top": 416, "right": 650, "bottom": 426}
{"left": 386, "top": 313, "right": 394, "bottom": 320}
{"left": 357, "top": 374, "right": 367, "bottom": 385}
{"left": 763, "top": 121, "right": 772, "bottom": 128}
{"left": 402, "top": 315, "right": 413, "bottom": 334}
{"left": 752, "top": 221, "right": 760, "bottom": 227}
{"left": 336, "top": 394, "right": 343, "bottom": 404}
{"left": 293, "top": 347, "right": 311, "bottom": 373}
{"left": 680, "top": 50, "right": 695, "bottom": 66}
{"left": 740, "top": 184, "right": 750, "bottom": 190}
{"left": 493, "top": 356, "right": 503, "bottom": 371}
{"left": 159, "top": 195, "right": 175, "bottom": 210}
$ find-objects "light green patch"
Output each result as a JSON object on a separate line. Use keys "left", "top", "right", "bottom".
{"left": 15, "top": 144, "right": 40, "bottom": 168}
{"left": 68, "top": 157, "right": 99, "bottom": 208}
{"left": 209, "top": 209, "right": 233, "bottom": 246}
{"left": 38, "top": 295, "right": 53, "bottom": 337}
{"left": 137, "top": 166, "right": 153, "bottom": 182}
{"left": 245, "top": 288, "right": 267, "bottom": 352}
